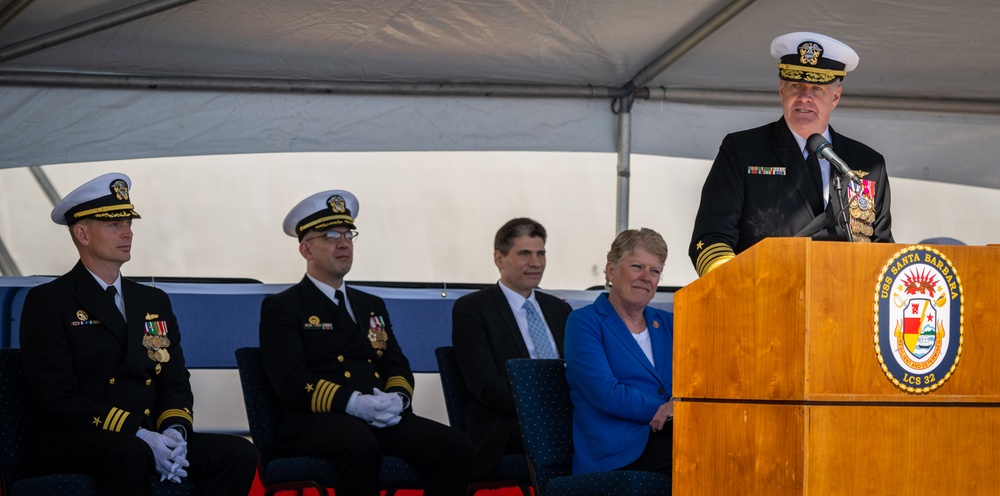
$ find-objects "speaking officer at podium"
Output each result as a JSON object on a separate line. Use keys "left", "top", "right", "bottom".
{"left": 18, "top": 173, "right": 258, "bottom": 496}
{"left": 259, "top": 189, "right": 471, "bottom": 496}
{"left": 690, "top": 32, "right": 893, "bottom": 277}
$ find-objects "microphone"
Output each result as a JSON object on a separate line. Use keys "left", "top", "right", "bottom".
{"left": 806, "top": 134, "right": 862, "bottom": 185}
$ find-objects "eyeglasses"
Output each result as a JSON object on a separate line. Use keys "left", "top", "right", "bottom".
{"left": 304, "top": 230, "right": 359, "bottom": 243}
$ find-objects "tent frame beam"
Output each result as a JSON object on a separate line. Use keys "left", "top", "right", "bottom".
{"left": 0, "top": 0, "right": 199, "bottom": 63}
{"left": 625, "top": 0, "right": 757, "bottom": 92}
{"left": 4, "top": 70, "right": 997, "bottom": 115}
{"left": 0, "top": 0, "right": 35, "bottom": 33}
{"left": 0, "top": 70, "right": 626, "bottom": 99}
{"left": 0, "top": 235, "right": 19, "bottom": 276}
{"left": 614, "top": 0, "right": 756, "bottom": 232}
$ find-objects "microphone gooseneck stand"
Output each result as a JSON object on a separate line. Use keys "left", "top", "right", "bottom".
{"left": 832, "top": 173, "right": 854, "bottom": 242}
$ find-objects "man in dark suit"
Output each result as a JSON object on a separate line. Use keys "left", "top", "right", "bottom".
{"left": 18, "top": 173, "right": 258, "bottom": 496}
{"left": 451, "top": 218, "right": 572, "bottom": 480}
{"left": 690, "top": 32, "right": 893, "bottom": 277}
{"left": 259, "top": 189, "right": 471, "bottom": 496}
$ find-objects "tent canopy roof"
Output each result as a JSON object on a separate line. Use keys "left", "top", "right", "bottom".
{"left": 2, "top": 0, "right": 999, "bottom": 187}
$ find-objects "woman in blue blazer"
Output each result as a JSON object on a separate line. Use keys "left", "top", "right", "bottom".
{"left": 564, "top": 228, "right": 673, "bottom": 475}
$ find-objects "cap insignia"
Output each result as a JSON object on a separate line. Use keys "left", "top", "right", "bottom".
{"left": 110, "top": 179, "right": 129, "bottom": 201}
{"left": 328, "top": 195, "right": 346, "bottom": 213}
{"left": 798, "top": 42, "right": 823, "bottom": 66}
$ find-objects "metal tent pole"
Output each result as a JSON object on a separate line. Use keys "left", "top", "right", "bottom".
{"left": 614, "top": 97, "right": 633, "bottom": 234}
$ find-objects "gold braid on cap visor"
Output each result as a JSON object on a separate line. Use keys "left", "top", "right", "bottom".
{"left": 72, "top": 204, "right": 137, "bottom": 219}
{"left": 298, "top": 214, "right": 353, "bottom": 233}
{"left": 777, "top": 63, "right": 847, "bottom": 84}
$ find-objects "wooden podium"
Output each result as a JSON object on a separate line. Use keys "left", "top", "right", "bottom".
{"left": 672, "top": 238, "right": 1000, "bottom": 495}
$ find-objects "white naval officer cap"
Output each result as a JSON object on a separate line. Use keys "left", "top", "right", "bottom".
{"left": 771, "top": 32, "right": 859, "bottom": 84}
{"left": 50, "top": 172, "right": 141, "bottom": 226}
{"left": 283, "top": 190, "right": 359, "bottom": 240}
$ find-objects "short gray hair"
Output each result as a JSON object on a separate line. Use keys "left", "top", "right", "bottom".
{"left": 605, "top": 228, "right": 668, "bottom": 286}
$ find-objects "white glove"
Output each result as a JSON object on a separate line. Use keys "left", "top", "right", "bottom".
{"left": 346, "top": 389, "right": 402, "bottom": 427}
{"left": 136, "top": 428, "right": 189, "bottom": 483}
{"left": 370, "top": 413, "right": 403, "bottom": 428}
{"left": 161, "top": 428, "right": 190, "bottom": 482}
{"left": 372, "top": 388, "right": 404, "bottom": 416}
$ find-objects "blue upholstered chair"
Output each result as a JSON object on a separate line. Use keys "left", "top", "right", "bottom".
{"left": 235, "top": 347, "right": 424, "bottom": 496}
{"left": 0, "top": 348, "right": 197, "bottom": 496}
{"left": 506, "top": 358, "right": 671, "bottom": 496}
{"left": 434, "top": 346, "right": 531, "bottom": 495}
{"left": 0, "top": 349, "right": 97, "bottom": 496}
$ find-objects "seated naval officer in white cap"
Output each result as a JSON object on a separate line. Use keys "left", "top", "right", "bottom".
{"left": 258, "top": 189, "right": 472, "bottom": 496}
{"left": 19, "top": 172, "right": 258, "bottom": 496}
{"left": 689, "top": 31, "right": 893, "bottom": 277}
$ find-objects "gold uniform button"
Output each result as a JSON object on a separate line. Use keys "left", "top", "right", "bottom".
{"left": 374, "top": 372, "right": 380, "bottom": 379}
{"left": 145, "top": 379, "right": 152, "bottom": 386}
{"left": 344, "top": 371, "right": 351, "bottom": 378}
{"left": 337, "top": 355, "right": 345, "bottom": 363}
{"left": 108, "top": 378, "right": 115, "bottom": 385}
{"left": 367, "top": 359, "right": 372, "bottom": 363}
{"left": 144, "top": 409, "right": 150, "bottom": 416}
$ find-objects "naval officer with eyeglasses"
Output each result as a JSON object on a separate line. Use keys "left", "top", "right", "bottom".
{"left": 258, "top": 189, "right": 472, "bottom": 496}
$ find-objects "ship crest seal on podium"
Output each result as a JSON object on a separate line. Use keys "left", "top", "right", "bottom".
{"left": 874, "top": 245, "right": 964, "bottom": 394}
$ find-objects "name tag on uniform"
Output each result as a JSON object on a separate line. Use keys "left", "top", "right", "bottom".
{"left": 747, "top": 166, "right": 786, "bottom": 176}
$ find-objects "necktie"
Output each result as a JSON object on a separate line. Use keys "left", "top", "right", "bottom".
{"left": 106, "top": 285, "right": 125, "bottom": 319}
{"left": 522, "top": 300, "right": 557, "bottom": 359}
{"left": 335, "top": 289, "right": 350, "bottom": 316}
{"left": 806, "top": 151, "right": 827, "bottom": 213}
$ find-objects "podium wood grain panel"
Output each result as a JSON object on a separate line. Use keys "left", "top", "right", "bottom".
{"left": 674, "top": 239, "right": 1000, "bottom": 495}
{"left": 806, "top": 241, "right": 1000, "bottom": 400}
{"left": 674, "top": 401, "right": 999, "bottom": 495}
{"left": 805, "top": 404, "right": 1000, "bottom": 495}
{"left": 675, "top": 239, "right": 1000, "bottom": 402}
{"left": 673, "top": 401, "right": 805, "bottom": 496}
{"left": 674, "top": 238, "right": 808, "bottom": 401}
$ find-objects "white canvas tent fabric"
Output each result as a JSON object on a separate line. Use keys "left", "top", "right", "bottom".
{"left": 2, "top": 0, "right": 1000, "bottom": 188}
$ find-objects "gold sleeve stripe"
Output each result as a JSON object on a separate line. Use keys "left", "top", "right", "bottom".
{"left": 703, "top": 256, "right": 734, "bottom": 276}
{"left": 104, "top": 407, "right": 130, "bottom": 432}
{"left": 385, "top": 376, "right": 413, "bottom": 396}
{"left": 696, "top": 243, "right": 736, "bottom": 277}
{"left": 156, "top": 408, "right": 194, "bottom": 430}
{"left": 311, "top": 379, "right": 340, "bottom": 413}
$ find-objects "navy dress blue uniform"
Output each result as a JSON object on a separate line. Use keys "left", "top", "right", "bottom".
{"left": 451, "top": 283, "right": 571, "bottom": 479}
{"left": 690, "top": 32, "right": 893, "bottom": 276}
{"left": 689, "top": 117, "right": 893, "bottom": 274}
{"left": 260, "top": 188, "right": 471, "bottom": 496}
{"left": 260, "top": 278, "right": 472, "bottom": 496}
{"left": 19, "top": 172, "right": 257, "bottom": 496}
{"left": 20, "top": 264, "right": 258, "bottom": 496}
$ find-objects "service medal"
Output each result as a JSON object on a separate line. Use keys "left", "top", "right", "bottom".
{"left": 155, "top": 348, "right": 170, "bottom": 363}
